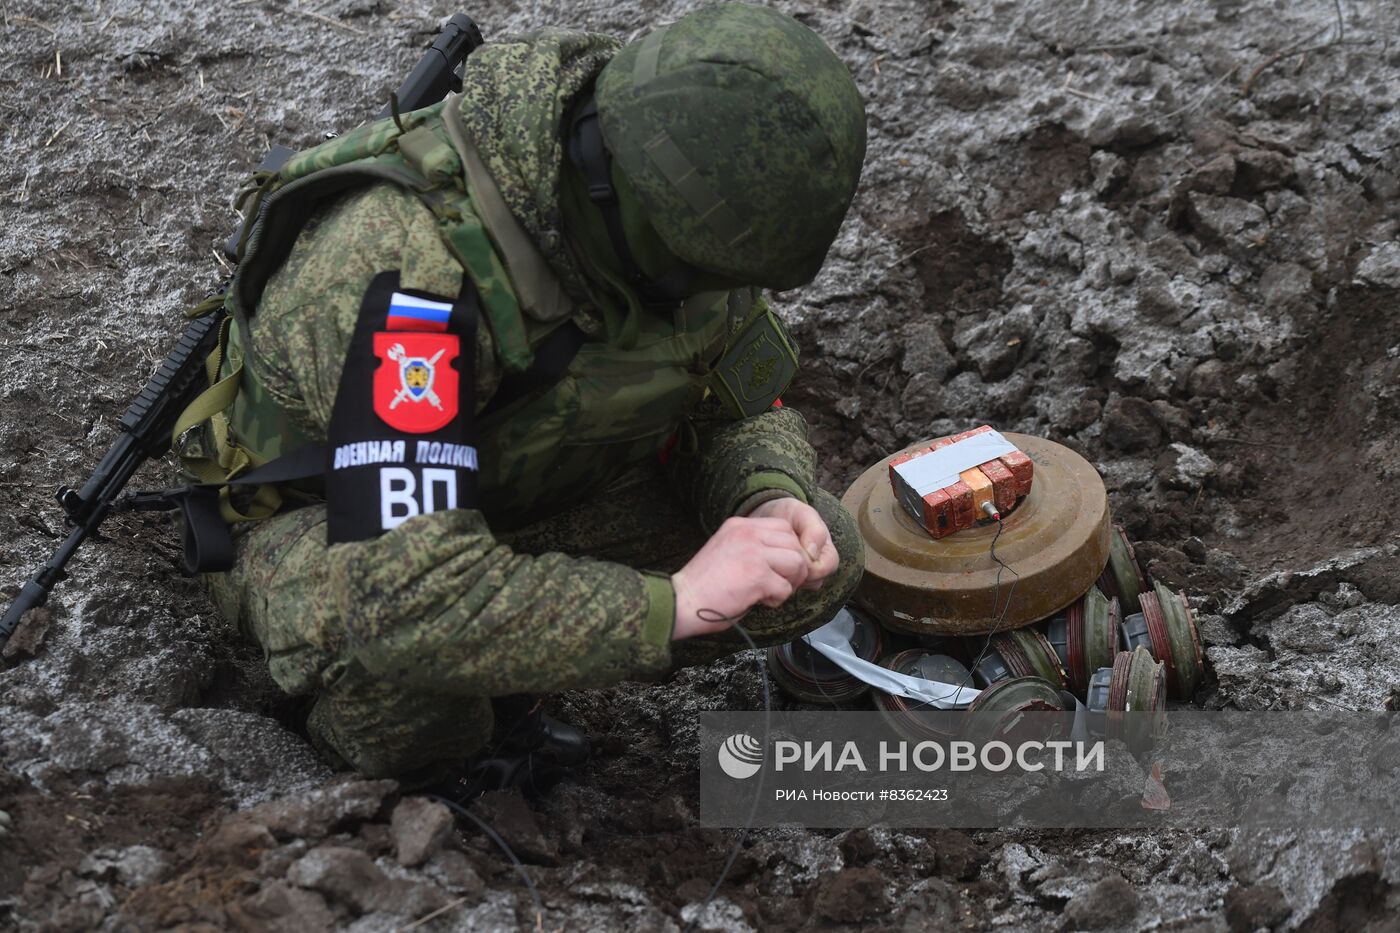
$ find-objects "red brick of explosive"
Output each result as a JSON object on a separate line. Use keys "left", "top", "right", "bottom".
{"left": 888, "top": 426, "right": 1034, "bottom": 538}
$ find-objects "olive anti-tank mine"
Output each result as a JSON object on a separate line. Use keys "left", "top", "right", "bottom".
{"left": 843, "top": 433, "right": 1112, "bottom": 637}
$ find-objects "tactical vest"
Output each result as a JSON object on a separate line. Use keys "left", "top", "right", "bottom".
{"left": 175, "top": 94, "right": 796, "bottom": 532}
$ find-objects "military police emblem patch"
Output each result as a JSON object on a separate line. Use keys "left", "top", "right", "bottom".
{"left": 373, "top": 333, "right": 459, "bottom": 433}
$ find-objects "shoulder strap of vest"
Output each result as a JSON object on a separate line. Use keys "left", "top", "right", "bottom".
{"left": 440, "top": 93, "right": 576, "bottom": 327}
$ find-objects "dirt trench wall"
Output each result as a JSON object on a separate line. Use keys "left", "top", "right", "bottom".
{"left": 2, "top": 0, "right": 1399, "bottom": 930}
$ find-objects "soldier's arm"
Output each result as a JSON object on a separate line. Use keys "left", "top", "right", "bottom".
{"left": 226, "top": 503, "right": 674, "bottom": 697}
{"left": 669, "top": 296, "right": 818, "bottom": 532}
{"left": 344, "top": 510, "right": 677, "bottom": 694}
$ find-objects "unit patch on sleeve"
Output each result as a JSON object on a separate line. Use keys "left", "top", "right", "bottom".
{"left": 325, "top": 271, "right": 480, "bottom": 544}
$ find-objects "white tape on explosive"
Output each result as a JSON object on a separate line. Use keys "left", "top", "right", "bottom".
{"left": 802, "top": 614, "right": 981, "bottom": 709}
{"left": 892, "top": 428, "right": 1019, "bottom": 495}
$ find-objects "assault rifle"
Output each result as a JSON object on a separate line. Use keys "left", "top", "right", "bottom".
{"left": 0, "top": 13, "right": 485, "bottom": 651}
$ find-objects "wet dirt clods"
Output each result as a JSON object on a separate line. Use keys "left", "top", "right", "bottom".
{"left": 3, "top": 0, "right": 1400, "bottom": 929}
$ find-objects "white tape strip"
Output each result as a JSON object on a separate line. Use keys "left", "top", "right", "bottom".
{"left": 802, "top": 614, "right": 981, "bottom": 709}
{"left": 892, "top": 429, "right": 1018, "bottom": 496}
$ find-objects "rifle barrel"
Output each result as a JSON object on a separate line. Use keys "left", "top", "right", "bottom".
{"left": 1, "top": 524, "right": 89, "bottom": 646}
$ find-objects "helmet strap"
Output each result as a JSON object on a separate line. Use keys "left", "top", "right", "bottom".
{"left": 567, "top": 93, "right": 696, "bottom": 310}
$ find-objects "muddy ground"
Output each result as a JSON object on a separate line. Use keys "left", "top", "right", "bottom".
{"left": 2, "top": 0, "right": 1399, "bottom": 929}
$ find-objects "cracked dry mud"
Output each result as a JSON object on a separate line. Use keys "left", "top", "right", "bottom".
{"left": 2, "top": 0, "right": 1399, "bottom": 930}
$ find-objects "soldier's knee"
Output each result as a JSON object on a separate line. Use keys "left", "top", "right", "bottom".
{"left": 304, "top": 661, "right": 493, "bottom": 779}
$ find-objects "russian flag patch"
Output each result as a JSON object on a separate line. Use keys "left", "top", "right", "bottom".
{"left": 386, "top": 291, "right": 453, "bottom": 332}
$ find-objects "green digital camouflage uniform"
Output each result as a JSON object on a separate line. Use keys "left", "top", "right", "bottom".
{"left": 206, "top": 16, "right": 864, "bottom": 780}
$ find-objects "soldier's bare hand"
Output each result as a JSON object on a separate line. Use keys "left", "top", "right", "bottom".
{"left": 670, "top": 516, "right": 812, "bottom": 639}
{"left": 746, "top": 497, "right": 839, "bottom": 591}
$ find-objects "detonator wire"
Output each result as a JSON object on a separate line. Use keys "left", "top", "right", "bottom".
{"left": 959, "top": 516, "right": 1021, "bottom": 698}
{"left": 419, "top": 699, "right": 554, "bottom": 927}
{"left": 687, "top": 610, "right": 772, "bottom": 931}
{"left": 425, "top": 793, "right": 546, "bottom": 929}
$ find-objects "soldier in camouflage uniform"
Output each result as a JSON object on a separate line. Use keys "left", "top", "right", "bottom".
{"left": 198, "top": 3, "right": 868, "bottom": 783}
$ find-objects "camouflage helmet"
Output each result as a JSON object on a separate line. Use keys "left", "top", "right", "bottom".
{"left": 594, "top": 3, "right": 866, "bottom": 291}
